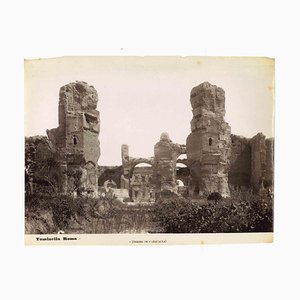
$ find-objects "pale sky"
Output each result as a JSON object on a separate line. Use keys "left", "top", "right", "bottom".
{"left": 24, "top": 56, "right": 274, "bottom": 166}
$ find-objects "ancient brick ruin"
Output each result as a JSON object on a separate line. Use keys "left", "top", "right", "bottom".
{"left": 186, "top": 82, "right": 231, "bottom": 197}
{"left": 25, "top": 80, "right": 274, "bottom": 201}
{"left": 152, "top": 133, "right": 186, "bottom": 197}
{"left": 229, "top": 133, "right": 274, "bottom": 192}
{"left": 46, "top": 81, "right": 100, "bottom": 196}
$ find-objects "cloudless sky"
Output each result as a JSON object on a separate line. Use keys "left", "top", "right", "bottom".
{"left": 25, "top": 56, "right": 274, "bottom": 165}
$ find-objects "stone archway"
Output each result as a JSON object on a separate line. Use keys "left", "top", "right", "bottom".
{"left": 176, "top": 159, "right": 190, "bottom": 197}
{"left": 129, "top": 162, "right": 154, "bottom": 203}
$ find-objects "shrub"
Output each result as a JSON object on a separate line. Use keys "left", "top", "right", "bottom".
{"left": 207, "top": 192, "right": 223, "bottom": 201}
{"left": 25, "top": 193, "right": 156, "bottom": 234}
{"left": 152, "top": 189, "right": 273, "bottom": 233}
{"left": 25, "top": 193, "right": 90, "bottom": 232}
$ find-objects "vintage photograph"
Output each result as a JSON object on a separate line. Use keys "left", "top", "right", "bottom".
{"left": 24, "top": 56, "right": 274, "bottom": 244}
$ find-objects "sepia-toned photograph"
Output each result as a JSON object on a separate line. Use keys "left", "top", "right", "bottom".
{"left": 4, "top": 0, "right": 300, "bottom": 298}
{"left": 24, "top": 56, "right": 274, "bottom": 245}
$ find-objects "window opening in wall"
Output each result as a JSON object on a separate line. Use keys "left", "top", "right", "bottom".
{"left": 209, "top": 137, "right": 212, "bottom": 146}
{"left": 73, "top": 136, "right": 77, "bottom": 145}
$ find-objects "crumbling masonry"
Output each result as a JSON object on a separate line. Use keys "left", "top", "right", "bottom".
{"left": 186, "top": 82, "right": 231, "bottom": 197}
{"left": 25, "top": 80, "right": 274, "bottom": 200}
{"left": 47, "top": 81, "right": 100, "bottom": 196}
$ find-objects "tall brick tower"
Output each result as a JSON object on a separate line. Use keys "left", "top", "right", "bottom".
{"left": 47, "top": 81, "right": 100, "bottom": 196}
{"left": 186, "top": 82, "right": 231, "bottom": 198}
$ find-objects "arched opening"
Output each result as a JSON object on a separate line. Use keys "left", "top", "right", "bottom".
{"left": 209, "top": 137, "right": 212, "bottom": 146}
{"left": 176, "top": 162, "right": 190, "bottom": 197}
{"left": 177, "top": 154, "right": 187, "bottom": 160}
{"left": 176, "top": 162, "right": 188, "bottom": 170}
{"left": 98, "top": 166, "right": 123, "bottom": 188}
{"left": 133, "top": 162, "right": 152, "bottom": 168}
{"left": 73, "top": 136, "right": 77, "bottom": 145}
{"left": 176, "top": 163, "right": 189, "bottom": 183}
{"left": 176, "top": 179, "right": 185, "bottom": 187}
{"left": 130, "top": 162, "right": 154, "bottom": 203}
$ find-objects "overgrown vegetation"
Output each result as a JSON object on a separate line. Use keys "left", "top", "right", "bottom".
{"left": 25, "top": 187, "right": 273, "bottom": 234}
{"left": 25, "top": 143, "right": 273, "bottom": 234}
{"left": 25, "top": 193, "right": 155, "bottom": 234}
{"left": 152, "top": 188, "right": 273, "bottom": 233}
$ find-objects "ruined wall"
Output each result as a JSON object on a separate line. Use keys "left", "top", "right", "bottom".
{"left": 131, "top": 167, "right": 154, "bottom": 202}
{"left": 152, "top": 133, "right": 186, "bottom": 196}
{"left": 25, "top": 135, "right": 54, "bottom": 195}
{"left": 229, "top": 134, "right": 251, "bottom": 187}
{"left": 47, "top": 81, "right": 100, "bottom": 196}
{"left": 265, "top": 138, "right": 274, "bottom": 188}
{"left": 186, "top": 82, "right": 231, "bottom": 198}
{"left": 249, "top": 133, "right": 266, "bottom": 191}
{"left": 248, "top": 133, "right": 275, "bottom": 191}
{"left": 228, "top": 133, "right": 274, "bottom": 191}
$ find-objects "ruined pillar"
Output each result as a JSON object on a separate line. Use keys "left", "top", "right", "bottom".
{"left": 186, "top": 82, "right": 231, "bottom": 198}
{"left": 121, "top": 144, "right": 130, "bottom": 190}
{"left": 47, "top": 81, "right": 100, "bottom": 196}
{"left": 229, "top": 134, "right": 251, "bottom": 188}
{"left": 249, "top": 133, "right": 268, "bottom": 191}
{"left": 265, "top": 137, "right": 274, "bottom": 189}
{"left": 121, "top": 144, "right": 130, "bottom": 177}
{"left": 152, "top": 132, "right": 186, "bottom": 196}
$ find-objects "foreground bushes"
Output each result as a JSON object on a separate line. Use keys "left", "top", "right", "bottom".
{"left": 25, "top": 193, "right": 155, "bottom": 234}
{"left": 25, "top": 188, "right": 273, "bottom": 234}
{"left": 152, "top": 189, "right": 273, "bottom": 233}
